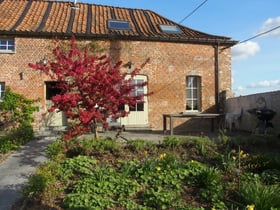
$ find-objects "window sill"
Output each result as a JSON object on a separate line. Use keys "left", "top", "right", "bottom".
{"left": 0, "top": 51, "right": 15, "bottom": 54}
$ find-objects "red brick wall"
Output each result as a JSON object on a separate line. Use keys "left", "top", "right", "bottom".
{"left": 0, "top": 37, "right": 232, "bottom": 131}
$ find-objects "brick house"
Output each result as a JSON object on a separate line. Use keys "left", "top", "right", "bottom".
{"left": 0, "top": 0, "right": 237, "bottom": 133}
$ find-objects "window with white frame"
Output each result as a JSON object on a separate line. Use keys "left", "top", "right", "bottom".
{"left": 186, "top": 76, "right": 201, "bottom": 111}
{"left": 0, "top": 38, "right": 15, "bottom": 53}
{"left": 0, "top": 82, "right": 5, "bottom": 101}
{"left": 130, "top": 79, "right": 144, "bottom": 111}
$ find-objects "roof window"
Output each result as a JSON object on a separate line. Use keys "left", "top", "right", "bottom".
{"left": 159, "top": 24, "right": 182, "bottom": 34}
{"left": 108, "top": 20, "right": 131, "bottom": 30}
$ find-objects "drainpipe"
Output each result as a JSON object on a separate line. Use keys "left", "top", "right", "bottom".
{"left": 214, "top": 43, "right": 220, "bottom": 113}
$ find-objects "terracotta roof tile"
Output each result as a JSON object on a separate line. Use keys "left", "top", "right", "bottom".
{"left": 0, "top": 0, "right": 236, "bottom": 45}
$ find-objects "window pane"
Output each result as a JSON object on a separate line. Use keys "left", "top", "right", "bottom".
{"left": 186, "top": 89, "right": 192, "bottom": 98}
{"left": 129, "top": 105, "right": 136, "bottom": 111}
{"left": 8, "top": 40, "right": 14, "bottom": 45}
{"left": 137, "top": 90, "right": 144, "bottom": 96}
{"left": 193, "top": 100, "right": 198, "bottom": 110}
{"left": 187, "top": 77, "right": 193, "bottom": 87}
{"left": 118, "top": 104, "right": 125, "bottom": 111}
{"left": 0, "top": 40, "right": 5, "bottom": 45}
{"left": 137, "top": 103, "right": 144, "bottom": 111}
{"left": 108, "top": 20, "right": 131, "bottom": 30}
{"left": 0, "top": 82, "right": 5, "bottom": 100}
{"left": 192, "top": 77, "right": 197, "bottom": 86}
{"left": 0, "top": 46, "right": 6, "bottom": 50}
{"left": 8, "top": 46, "right": 14, "bottom": 50}
{"left": 131, "top": 91, "right": 136, "bottom": 97}
{"left": 186, "top": 100, "right": 192, "bottom": 110}
{"left": 193, "top": 91, "right": 198, "bottom": 98}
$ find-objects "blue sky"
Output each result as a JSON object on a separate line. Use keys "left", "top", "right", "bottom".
{"left": 80, "top": 0, "right": 280, "bottom": 96}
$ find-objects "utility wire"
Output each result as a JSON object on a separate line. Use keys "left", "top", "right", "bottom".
{"left": 221, "top": 25, "right": 280, "bottom": 50}
{"left": 238, "top": 25, "right": 280, "bottom": 44}
{"left": 179, "top": 0, "right": 209, "bottom": 24}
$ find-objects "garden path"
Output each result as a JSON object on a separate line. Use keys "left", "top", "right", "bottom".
{"left": 0, "top": 136, "right": 56, "bottom": 210}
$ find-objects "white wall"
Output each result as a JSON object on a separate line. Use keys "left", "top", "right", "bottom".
{"left": 226, "top": 90, "right": 280, "bottom": 134}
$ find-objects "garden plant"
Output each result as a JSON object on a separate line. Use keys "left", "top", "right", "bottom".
{"left": 0, "top": 88, "right": 38, "bottom": 154}
{"left": 17, "top": 133, "right": 280, "bottom": 210}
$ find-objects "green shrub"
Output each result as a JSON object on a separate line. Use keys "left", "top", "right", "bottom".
{"left": 0, "top": 124, "right": 34, "bottom": 153}
{"left": 46, "top": 139, "right": 64, "bottom": 160}
{"left": 239, "top": 173, "right": 280, "bottom": 210}
{"left": 162, "top": 136, "right": 181, "bottom": 148}
{"left": 126, "top": 139, "right": 155, "bottom": 152}
{"left": 0, "top": 138, "right": 18, "bottom": 153}
{"left": 22, "top": 174, "right": 48, "bottom": 198}
{"left": 248, "top": 153, "right": 280, "bottom": 172}
{"left": 21, "top": 161, "right": 62, "bottom": 200}
{"left": 0, "top": 88, "right": 37, "bottom": 154}
{"left": 195, "top": 167, "right": 224, "bottom": 203}
{"left": 261, "top": 169, "right": 280, "bottom": 185}
{"left": 0, "top": 87, "right": 39, "bottom": 127}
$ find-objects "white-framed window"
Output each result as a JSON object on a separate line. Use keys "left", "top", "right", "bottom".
{"left": 0, "top": 38, "right": 15, "bottom": 53}
{"left": 130, "top": 79, "right": 145, "bottom": 111}
{"left": 0, "top": 82, "right": 5, "bottom": 101}
{"left": 186, "top": 76, "right": 201, "bottom": 111}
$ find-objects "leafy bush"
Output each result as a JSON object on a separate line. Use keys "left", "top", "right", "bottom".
{"left": 0, "top": 88, "right": 37, "bottom": 154}
{"left": 0, "top": 124, "right": 34, "bottom": 153}
{"left": 21, "top": 161, "right": 62, "bottom": 204}
{"left": 239, "top": 173, "right": 280, "bottom": 210}
{"left": 0, "top": 87, "right": 39, "bottom": 127}
{"left": 46, "top": 139, "right": 64, "bottom": 160}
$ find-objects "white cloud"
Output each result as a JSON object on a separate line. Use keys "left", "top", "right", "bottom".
{"left": 247, "top": 80, "right": 280, "bottom": 88}
{"left": 258, "top": 16, "right": 280, "bottom": 38}
{"left": 232, "top": 86, "right": 247, "bottom": 96}
{"left": 232, "top": 41, "right": 260, "bottom": 61}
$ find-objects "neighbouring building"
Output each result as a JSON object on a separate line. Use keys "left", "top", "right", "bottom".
{"left": 0, "top": 0, "right": 237, "bottom": 133}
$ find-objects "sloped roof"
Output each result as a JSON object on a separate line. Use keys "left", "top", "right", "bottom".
{"left": 0, "top": 0, "right": 237, "bottom": 45}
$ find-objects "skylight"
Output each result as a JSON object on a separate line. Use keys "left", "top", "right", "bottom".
{"left": 159, "top": 24, "right": 183, "bottom": 34}
{"left": 108, "top": 20, "right": 131, "bottom": 30}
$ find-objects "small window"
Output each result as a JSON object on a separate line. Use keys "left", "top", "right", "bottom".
{"left": 108, "top": 20, "right": 131, "bottom": 30}
{"left": 0, "top": 82, "right": 5, "bottom": 101}
{"left": 159, "top": 24, "right": 182, "bottom": 34}
{"left": 0, "top": 39, "right": 15, "bottom": 53}
{"left": 186, "top": 76, "right": 201, "bottom": 111}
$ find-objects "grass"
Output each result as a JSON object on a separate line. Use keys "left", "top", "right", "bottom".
{"left": 13, "top": 133, "right": 280, "bottom": 210}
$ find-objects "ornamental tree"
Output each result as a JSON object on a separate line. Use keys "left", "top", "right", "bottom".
{"left": 29, "top": 36, "right": 149, "bottom": 140}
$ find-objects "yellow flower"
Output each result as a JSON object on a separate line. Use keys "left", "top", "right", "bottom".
{"left": 246, "top": 204, "right": 255, "bottom": 210}
{"left": 191, "top": 160, "right": 195, "bottom": 163}
{"left": 156, "top": 166, "right": 161, "bottom": 171}
{"left": 159, "top": 153, "right": 166, "bottom": 159}
{"left": 232, "top": 156, "right": 236, "bottom": 160}
{"left": 242, "top": 153, "right": 248, "bottom": 158}
{"left": 144, "top": 150, "right": 148, "bottom": 155}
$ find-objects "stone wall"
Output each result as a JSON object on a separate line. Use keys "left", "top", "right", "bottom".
{"left": 226, "top": 91, "right": 280, "bottom": 134}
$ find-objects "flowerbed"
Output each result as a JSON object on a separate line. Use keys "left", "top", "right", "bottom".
{"left": 18, "top": 134, "right": 280, "bottom": 210}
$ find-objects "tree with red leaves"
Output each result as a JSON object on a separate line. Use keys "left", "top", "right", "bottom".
{"left": 29, "top": 37, "right": 149, "bottom": 140}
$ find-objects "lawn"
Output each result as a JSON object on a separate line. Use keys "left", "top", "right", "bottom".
{"left": 14, "top": 132, "right": 280, "bottom": 210}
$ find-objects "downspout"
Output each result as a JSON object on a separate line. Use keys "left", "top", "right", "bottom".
{"left": 214, "top": 43, "right": 220, "bottom": 113}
